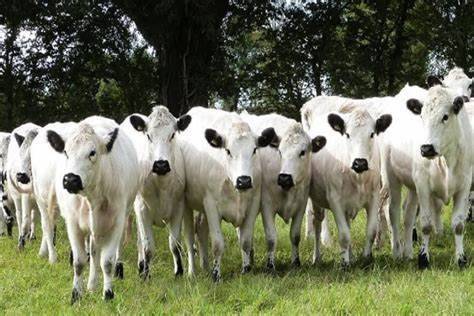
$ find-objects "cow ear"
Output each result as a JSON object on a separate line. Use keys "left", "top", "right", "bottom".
{"left": 106, "top": 128, "right": 119, "bottom": 152}
{"left": 129, "top": 115, "right": 146, "bottom": 132}
{"left": 205, "top": 129, "right": 224, "bottom": 148}
{"left": 453, "top": 96, "right": 464, "bottom": 115}
{"left": 257, "top": 127, "right": 277, "bottom": 147}
{"left": 407, "top": 99, "right": 422, "bottom": 115}
{"left": 14, "top": 133, "right": 25, "bottom": 147}
{"left": 311, "top": 136, "right": 326, "bottom": 153}
{"left": 426, "top": 75, "right": 443, "bottom": 88}
{"left": 375, "top": 114, "right": 392, "bottom": 135}
{"left": 177, "top": 114, "right": 191, "bottom": 131}
{"left": 27, "top": 129, "right": 39, "bottom": 141}
{"left": 327, "top": 114, "right": 345, "bottom": 135}
{"left": 46, "top": 130, "right": 65, "bottom": 153}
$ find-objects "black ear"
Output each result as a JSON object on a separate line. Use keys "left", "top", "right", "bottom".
{"left": 14, "top": 133, "right": 25, "bottom": 147}
{"left": 407, "top": 99, "right": 422, "bottom": 115}
{"left": 453, "top": 96, "right": 464, "bottom": 115}
{"left": 46, "top": 130, "right": 65, "bottom": 153}
{"left": 177, "top": 114, "right": 191, "bottom": 131}
{"left": 426, "top": 75, "right": 443, "bottom": 88}
{"left": 257, "top": 127, "right": 277, "bottom": 147}
{"left": 327, "top": 114, "right": 345, "bottom": 135}
{"left": 129, "top": 115, "right": 146, "bottom": 132}
{"left": 106, "top": 128, "right": 119, "bottom": 152}
{"left": 375, "top": 114, "right": 392, "bottom": 135}
{"left": 205, "top": 129, "right": 224, "bottom": 148}
{"left": 311, "top": 136, "right": 327, "bottom": 153}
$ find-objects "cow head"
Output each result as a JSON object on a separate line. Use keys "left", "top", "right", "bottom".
{"left": 13, "top": 129, "right": 38, "bottom": 186}
{"left": 47, "top": 123, "right": 119, "bottom": 194}
{"left": 328, "top": 105, "right": 391, "bottom": 174}
{"left": 129, "top": 106, "right": 191, "bottom": 176}
{"left": 407, "top": 86, "right": 464, "bottom": 159}
{"left": 275, "top": 123, "right": 326, "bottom": 191}
{"left": 205, "top": 121, "right": 275, "bottom": 191}
{"left": 428, "top": 68, "right": 473, "bottom": 101}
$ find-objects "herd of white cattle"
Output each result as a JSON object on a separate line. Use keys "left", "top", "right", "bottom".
{"left": 0, "top": 67, "right": 472, "bottom": 303}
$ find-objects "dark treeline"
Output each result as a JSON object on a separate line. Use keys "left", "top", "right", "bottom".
{"left": 0, "top": 0, "right": 472, "bottom": 130}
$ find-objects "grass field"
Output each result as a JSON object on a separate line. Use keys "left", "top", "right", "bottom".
{"left": 0, "top": 207, "right": 473, "bottom": 314}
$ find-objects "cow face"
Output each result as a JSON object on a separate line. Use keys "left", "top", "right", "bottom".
{"left": 47, "top": 124, "right": 118, "bottom": 194}
{"left": 276, "top": 123, "right": 326, "bottom": 190}
{"left": 429, "top": 68, "right": 473, "bottom": 101}
{"left": 13, "top": 130, "right": 38, "bottom": 186}
{"left": 407, "top": 86, "right": 463, "bottom": 159}
{"left": 328, "top": 107, "right": 391, "bottom": 174}
{"left": 129, "top": 106, "right": 191, "bottom": 176}
{"left": 205, "top": 122, "right": 275, "bottom": 191}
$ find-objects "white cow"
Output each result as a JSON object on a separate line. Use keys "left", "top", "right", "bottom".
{"left": 6, "top": 123, "right": 41, "bottom": 248}
{"left": 121, "top": 106, "right": 192, "bottom": 279}
{"left": 46, "top": 116, "right": 140, "bottom": 302}
{"left": 241, "top": 111, "right": 326, "bottom": 269}
{"left": 302, "top": 101, "right": 392, "bottom": 266}
{"left": 427, "top": 67, "right": 472, "bottom": 101}
{"left": 30, "top": 122, "right": 77, "bottom": 263}
{"left": 181, "top": 107, "right": 275, "bottom": 281}
{"left": 381, "top": 86, "right": 472, "bottom": 268}
{"left": 0, "top": 133, "right": 14, "bottom": 236}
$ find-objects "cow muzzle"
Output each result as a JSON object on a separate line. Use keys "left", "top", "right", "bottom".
{"left": 152, "top": 160, "right": 171, "bottom": 175}
{"left": 351, "top": 158, "right": 368, "bottom": 174}
{"left": 63, "top": 173, "right": 83, "bottom": 194}
{"left": 278, "top": 173, "right": 294, "bottom": 190}
{"left": 420, "top": 144, "right": 438, "bottom": 159}
{"left": 236, "top": 176, "right": 252, "bottom": 191}
{"left": 16, "top": 172, "right": 30, "bottom": 184}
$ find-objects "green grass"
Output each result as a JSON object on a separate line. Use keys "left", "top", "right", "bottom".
{"left": 0, "top": 207, "right": 473, "bottom": 315}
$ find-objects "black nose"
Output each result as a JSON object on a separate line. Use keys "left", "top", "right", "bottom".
{"left": 16, "top": 173, "right": 30, "bottom": 184}
{"left": 63, "top": 173, "right": 83, "bottom": 194}
{"left": 352, "top": 159, "right": 368, "bottom": 173}
{"left": 277, "top": 173, "right": 294, "bottom": 190}
{"left": 420, "top": 144, "right": 437, "bottom": 158}
{"left": 236, "top": 176, "right": 252, "bottom": 191}
{"left": 152, "top": 160, "right": 171, "bottom": 175}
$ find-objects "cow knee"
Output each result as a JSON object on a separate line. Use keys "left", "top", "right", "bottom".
{"left": 103, "top": 260, "right": 114, "bottom": 275}
{"left": 74, "top": 262, "right": 84, "bottom": 275}
{"left": 266, "top": 238, "right": 275, "bottom": 251}
{"left": 453, "top": 222, "right": 464, "bottom": 235}
{"left": 421, "top": 225, "right": 432, "bottom": 235}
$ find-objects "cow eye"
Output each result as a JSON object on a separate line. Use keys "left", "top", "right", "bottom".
{"left": 345, "top": 133, "right": 350, "bottom": 139}
{"left": 225, "top": 149, "right": 232, "bottom": 157}
{"left": 253, "top": 147, "right": 257, "bottom": 155}
{"left": 64, "top": 151, "right": 68, "bottom": 158}
{"left": 442, "top": 114, "right": 449, "bottom": 122}
{"left": 170, "top": 132, "right": 175, "bottom": 141}
{"left": 370, "top": 132, "right": 374, "bottom": 138}
{"left": 89, "top": 150, "right": 96, "bottom": 158}
{"left": 146, "top": 134, "right": 152, "bottom": 142}
{"left": 299, "top": 150, "right": 306, "bottom": 157}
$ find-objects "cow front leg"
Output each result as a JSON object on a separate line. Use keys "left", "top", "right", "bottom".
{"left": 417, "top": 191, "right": 434, "bottom": 270}
{"left": 402, "top": 190, "right": 418, "bottom": 259}
{"left": 168, "top": 204, "right": 184, "bottom": 276}
{"left": 452, "top": 187, "right": 469, "bottom": 268}
{"left": 12, "top": 196, "right": 24, "bottom": 248}
{"left": 238, "top": 195, "right": 259, "bottom": 274}
{"left": 362, "top": 195, "right": 379, "bottom": 262}
{"left": 38, "top": 204, "right": 57, "bottom": 263}
{"left": 134, "top": 198, "right": 154, "bottom": 280}
{"left": 204, "top": 203, "right": 224, "bottom": 282}
{"left": 312, "top": 206, "right": 325, "bottom": 264}
{"left": 330, "top": 204, "right": 351, "bottom": 267}
{"left": 290, "top": 207, "right": 305, "bottom": 267}
{"left": 195, "top": 213, "right": 210, "bottom": 271}
{"left": 182, "top": 208, "right": 195, "bottom": 276}
{"left": 87, "top": 236, "right": 100, "bottom": 291}
{"left": 304, "top": 199, "right": 314, "bottom": 238}
{"left": 261, "top": 204, "right": 277, "bottom": 271}
{"left": 67, "top": 223, "right": 87, "bottom": 304}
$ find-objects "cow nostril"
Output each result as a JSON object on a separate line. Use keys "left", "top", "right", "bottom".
{"left": 236, "top": 176, "right": 252, "bottom": 190}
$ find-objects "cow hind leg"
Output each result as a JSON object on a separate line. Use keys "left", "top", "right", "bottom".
{"left": 261, "top": 206, "right": 277, "bottom": 271}
{"left": 195, "top": 213, "right": 210, "bottom": 271}
{"left": 312, "top": 206, "right": 324, "bottom": 264}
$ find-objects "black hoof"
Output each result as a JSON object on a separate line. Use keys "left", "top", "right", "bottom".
{"left": 18, "top": 236, "right": 25, "bottom": 250}
{"left": 6, "top": 221, "right": 13, "bottom": 237}
{"left": 69, "top": 250, "right": 73, "bottom": 267}
{"left": 340, "top": 260, "right": 350, "bottom": 270}
{"left": 211, "top": 268, "right": 220, "bottom": 282}
{"left": 458, "top": 254, "right": 468, "bottom": 269}
{"left": 241, "top": 265, "right": 251, "bottom": 274}
{"left": 138, "top": 261, "right": 149, "bottom": 280}
{"left": 87, "top": 252, "right": 90, "bottom": 262}
{"left": 418, "top": 251, "right": 429, "bottom": 270}
{"left": 291, "top": 257, "right": 301, "bottom": 267}
{"left": 361, "top": 254, "right": 374, "bottom": 268}
{"left": 53, "top": 226, "right": 57, "bottom": 246}
{"left": 467, "top": 208, "right": 473, "bottom": 222}
{"left": 266, "top": 259, "right": 276, "bottom": 272}
{"left": 71, "top": 288, "right": 80, "bottom": 305}
{"left": 115, "top": 262, "right": 124, "bottom": 279}
{"left": 138, "top": 260, "right": 145, "bottom": 275}
{"left": 104, "top": 289, "right": 114, "bottom": 301}
{"left": 175, "top": 265, "right": 184, "bottom": 277}
{"left": 412, "top": 228, "right": 418, "bottom": 243}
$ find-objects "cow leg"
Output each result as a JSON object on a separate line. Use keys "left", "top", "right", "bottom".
{"left": 312, "top": 206, "right": 324, "bottom": 264}
{"left": 0, "top": 205, "right": 6, "bottom": 236}
{"left": 169, "top": 203, "right": 184, "bottom": 276}
{"left": 402, "top": 190, "right": 418, "bottom": 259}
{"left": 321, "top": 209, "right": 332, "bottom": 247}
{"left": 261, "top": 203, "right": 277, "bottom": 271}
{"left": 417, "top": 189, "right": 433, "bottom": 270}
{"left": 433, "top": 198, "right": 444, "bottom": 235}
{"left": 87, "top": 236, "right": 100, "bottom": 291}
{"left": 38, "top": 203, "right": 57, "bottom": 263}
{"left": 134, "top": 198, "right": 154, "bottom": 280}
{"left": 182, "top": 208, "right": 195, "bottom": 276}
{"left": 304, "top": 199, "right": 314, "bottom": 238}
{"left": 452, "top": 186, "right": 469, "bottom": 268}
{"left": 12, "top": 196, "right": 24, "bottom": 248}
{"left": 114, "top": 228, "right": 125, "bottom": 280}
{"left": 362, "top": 193, "right": 379, "bottom": 261}
{"left": 67, "top": 222, "right": 87, "bottom": 304}
{"left": 195, "top": 213, "right": 209, "bottom": 271}
{"left": 99, "top": 213, "right": 126, "bottom": 300}
{"left": 290, "top": 207, "right": 305, "bottom": 267}
{"left": 467, "top": 192, "right": 474, "bottom": 222}
{"left": 204, "top": 201, "right": 224, "bottom": 282}
{"left": 29, "top": 207, "right": 36, "bottom": 240}
{"left": 4, "top": 204, "right": 14, "bottom": 237}
{"left": 387, "top": 182, "right": 402, "bottom": 259}
{"left": 329, "top": 198, "right": 351, "bottom": 267}
{"left": 20, "top": 195, "right": 33, "bottom": 243}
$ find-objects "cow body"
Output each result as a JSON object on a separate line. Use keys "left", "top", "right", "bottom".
{"left": 48, "top": 116, "right": 140, "bottom": 302}
{"left": 121, "top": 106, "right": 192, "bottom": 279}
